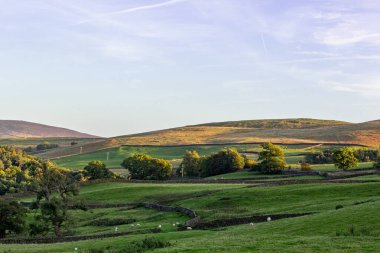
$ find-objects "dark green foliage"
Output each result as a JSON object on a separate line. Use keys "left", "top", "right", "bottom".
{"left": 253, "top": 143, "right": 287, "bottom": 174}
{"left": 121, "top": 154, "right": 173, "bottom": 180}
{"left": 335, "top": 204, "right": 344, "bottom": 210}
{"left": 306, "top": 148, "right": 378, "bottom": 164}
{"left": 333, "top": 148, "right": 359, "bottom": 170}
{"left": 0, "top": 201, "right": 27, "bottom": 238}
{"left": 200, "top": 148, "right": 245, "bottom": 177}
{"left": 36, "top": 142, "right": 59, "bottom": 151}
{"left": 118, "top": 237, "right": 171, "bottom": 253}
{"left": 374, "top": 156, "right": 380, "bottom": 170}
{"left": 179, "top": 150, "right": 201, "bottom": 177}
{"left": 32, "top": 164, "right": 80, "bottom": 237}
{"left": 83, "top": 161, "right": 115, "bottom": 180}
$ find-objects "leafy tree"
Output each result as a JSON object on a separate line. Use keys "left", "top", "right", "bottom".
{"left": 0, "top": 201, "right": 27, "bottom": 238}
{"left": 253, "top": 143, "right": 287, "bottom": 174}
{"left": 333, "top": 148, "right": 359, "bottom": 170}
{"left": 121, "top": 154, "right": 173, "bottom": 180}
{"left": 31, "top": 162, "right": 79, "bottom": 237}
{"left": 83, "top": 160, "right": 115, "bottom": 180}
{"left": 179, "top": 150, "right": 201, "bottom": 177}
{"left": 200, "top": 148, "right": 245, "bottom": 177}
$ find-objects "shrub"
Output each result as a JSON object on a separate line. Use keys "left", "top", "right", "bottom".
{"left": 36, "top": 142, "right": 59, "bottom": 151}
{"left": 300, "top": 162, "right": 311, "bottom": 171}
{"left": 335, "top": 204, "right": 344, "bottom": 210}
{"left": 118, "top": 237, "right": 171, "bottom": 253}
{"left": 121, "top": 154, "right": 172, "bottom": 180}
{"left": 83, "top": 161, "right": 115, "bottom": 180}
{"left": 0, "top": 201, "right": 27, "bottom": 238}
{"left": 244, "top": 158, "right": 256, "bottom": 169}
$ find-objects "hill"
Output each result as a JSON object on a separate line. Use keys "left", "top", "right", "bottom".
{"left": 0, "top": 120, "right": 98, "bottom": 138}
{"left": 198, "top": 118, "right": 350, "bottom": 129}
{"left": 38, "top": 118, "right": 380, "bottom": 159}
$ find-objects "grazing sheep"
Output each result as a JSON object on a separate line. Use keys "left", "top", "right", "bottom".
{"left": 187, "top": 227, "right": 192, "bottom": 230}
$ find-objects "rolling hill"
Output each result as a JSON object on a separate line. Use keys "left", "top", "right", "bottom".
{"left": 0, "top": 120, "right": 98, "bottom": 138}
{"left": 38, "top": 118, "right": 380, "bottom": 159}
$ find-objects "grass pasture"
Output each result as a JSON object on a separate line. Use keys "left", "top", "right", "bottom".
{"left": 53, "top": 143, "right": 368, "bottom": 170}
{"left": 2, "top": 180, "right": 380, "bottom": 252}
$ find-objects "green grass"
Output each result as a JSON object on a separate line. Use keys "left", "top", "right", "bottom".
{"left": 2, "top": 181, "right": 380, "bottom": 253}
{"left": 53, "top": 144, "right": 366, "bottom": 169}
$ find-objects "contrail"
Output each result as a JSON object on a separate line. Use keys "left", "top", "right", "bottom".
{"left": 77, "top": 0, "right": 187, "bottom": 25}
{"left": 261, "top": 33, "right": 268, "bottom": 56}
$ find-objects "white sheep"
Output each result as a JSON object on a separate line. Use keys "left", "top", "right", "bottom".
{"left": 267, "top": 217, "right": 271, "bottom": 222}
{"left": 187, "top": 227, "right": 192, "bottom": 230}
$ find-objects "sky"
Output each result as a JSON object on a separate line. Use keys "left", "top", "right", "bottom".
{"left": 1, "top": 0, "right": 380, "bottom": 137}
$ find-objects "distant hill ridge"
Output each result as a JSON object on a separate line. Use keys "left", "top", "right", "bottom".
{"left": 0, "top": 120, "right": 98, "bottom": 138}
{"left": 197, "top": 118, "right": 351, "bottom": 129}
{"left": 39, "top": 118, "right": 380, "bottom": 160}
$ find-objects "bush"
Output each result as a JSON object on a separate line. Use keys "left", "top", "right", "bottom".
{"left": 83, "top": 161, "right": 115, "bottom": 180}
{"left": 0, "top": 201, "right": 27, "bottom": 238}
{"left": 199, "top": 148, "right": 245, "bottom": 177}
{"left": 36, "top": 142, "right": 59, "bottom": 151}
{"left": 300, "top": 162, "right": 311, "bottom": 171}
{"left": 118, "top": 237, "right": 171, "bottom": 253}
{"left": 335, "top": 204, "right": 344, "bottom": 210}
{"left": 121, "top": 154, "right": 172, "bottom": 180}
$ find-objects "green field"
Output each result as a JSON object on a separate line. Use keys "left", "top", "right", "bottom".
{"left": 2, "top": 181, "right": 380, "bottom": 252}
{"left": 53, "top": 144, "right": 367, "bottom": 170}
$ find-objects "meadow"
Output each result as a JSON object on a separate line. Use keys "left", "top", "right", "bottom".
{"left": 1, "top": 180, "right": 380, "bottom": 252}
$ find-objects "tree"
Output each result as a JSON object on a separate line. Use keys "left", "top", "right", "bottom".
{"left": 0, "top": 201, "right": 27, "bottom": 238}
{"left": 32, "top": 162, "right": 79, "bottom": 237}
{"left": 121, "top": 154, "right": 173, "bottom": 180}
{"left": 333, "top": 148, "right": 359, "bottom": 171}
{"left": 199, "top": 148, "right": 245, "bottom": 177}
{"left": 179, "top": 151, "right": 200, "bottom": 177}
{"left": 83, "top": 160, "right": 115, "bottom": 180}
{"left": 253, "top": 143, "right": 287, "bottom": 174}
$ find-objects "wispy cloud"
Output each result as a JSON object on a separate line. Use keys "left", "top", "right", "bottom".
{"left": 77, "top": 0, "right": 187, "bottom": 25}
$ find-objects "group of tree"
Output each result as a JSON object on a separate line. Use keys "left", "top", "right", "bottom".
{"left": 0, "top": 146, "right": 40, "bottom": 195}
{"left": 305, "top": 148, "right": 378, "bottom": 164}
{"left": 23, "top": 142, "right": 59, "bottom": 154}
{"left": 121, "top": 154, "right": 173, "bottom": 180}
{"left": 0, "top": 158, "right": 84, "bottom": 238}
{"left": 179, "top": 148, "right": 252, "bottom": 178}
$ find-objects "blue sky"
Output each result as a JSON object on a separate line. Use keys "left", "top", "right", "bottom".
{"left": 1, "top": 0, "right": 380, "bottom": 137}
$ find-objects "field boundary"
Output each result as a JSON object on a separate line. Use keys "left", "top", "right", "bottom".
{"left": 0, "top": 228, "right": 160, "bottom": 244}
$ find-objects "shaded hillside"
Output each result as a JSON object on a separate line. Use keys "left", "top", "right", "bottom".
{"left": 40, "top": 119, "right": 380, "bottom": 159}
{"left": 0, "top": 120, "right": 98, "bottom": 138}
{"left": 198, "top": 118, "right": 350, "bottom": 129}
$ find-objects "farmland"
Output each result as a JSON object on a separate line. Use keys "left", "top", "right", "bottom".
{"left": 1, "top": 180, "right": 380, "bottom": 252}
